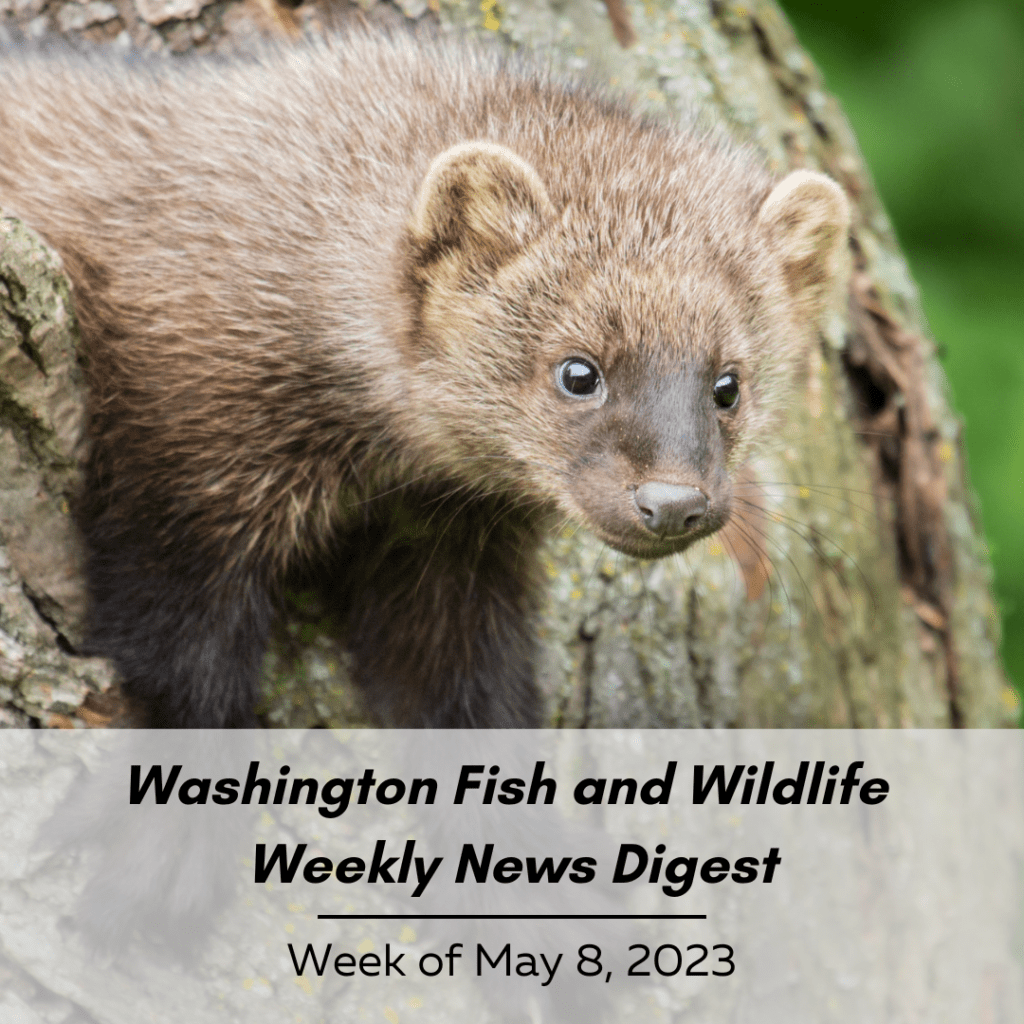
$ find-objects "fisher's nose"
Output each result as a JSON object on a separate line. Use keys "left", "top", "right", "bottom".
{"left": 633, "top": 482, "right": 708, "bottom": 537}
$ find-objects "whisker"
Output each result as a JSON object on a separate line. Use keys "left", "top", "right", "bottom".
{"left": 715, "top": 526, "right": 777, "bottom": 634}
{"left": 735, "top": 479, "right": 879, "bottom": 499}
{"left": 731, "top": 504, "right": 873, "bottom": 644}
{"left": 734, "top": 482, "right": 880, "bottom": 527}
{"left": 733, "top": 497, "right": 877, "bottom": 623}
{"left": 725, "top": 513, "right": 798, "bottom": 645}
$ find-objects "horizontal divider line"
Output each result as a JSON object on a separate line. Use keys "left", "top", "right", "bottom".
{"left": 317, "top": 914, "right": 707, "bottom": 920}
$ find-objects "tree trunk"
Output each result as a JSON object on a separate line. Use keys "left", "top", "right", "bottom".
{"left": 0, "top": 0, "right": 1011, "bottom": 729}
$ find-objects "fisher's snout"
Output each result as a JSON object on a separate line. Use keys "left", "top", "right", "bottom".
{"left": 633, "top": 482, "right": 709, "bottom": 538}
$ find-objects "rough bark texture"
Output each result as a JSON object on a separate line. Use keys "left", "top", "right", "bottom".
{"left": 0, "top": 0, "right": 1013, "bottom": 729}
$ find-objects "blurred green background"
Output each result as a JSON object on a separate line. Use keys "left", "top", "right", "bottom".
{"left": 781, "top": 0, "right": 1024, "bottom": 698}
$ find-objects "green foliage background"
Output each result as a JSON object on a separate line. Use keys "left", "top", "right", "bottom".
{"left": 782, "top": 0, "right": 1024, "bottom": 696}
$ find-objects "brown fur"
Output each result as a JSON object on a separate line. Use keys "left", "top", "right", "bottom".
{"left": 0, "top": 32, "right": 849, "bottom": 727}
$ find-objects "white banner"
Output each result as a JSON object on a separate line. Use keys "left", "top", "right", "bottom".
{"left": 0, "top": 730, "right": 1021, "bottom": 1023}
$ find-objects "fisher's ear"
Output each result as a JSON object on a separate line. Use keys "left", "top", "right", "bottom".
{"left": 409, "top": 142, "right": 555, "bottom": 267}
{"left": 759, "top": 169, "right": 850, "bottom": 315}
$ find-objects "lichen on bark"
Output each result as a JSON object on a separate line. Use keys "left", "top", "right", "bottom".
{"left": 0, "top": 215, "right": 114, "bottom": 726}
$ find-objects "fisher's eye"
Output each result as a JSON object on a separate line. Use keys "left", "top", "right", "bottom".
{"left": 556, "top": 358, "right": 603, "bottom": 398}
{"left": 713, "top": 372, "right": 740, "bottom": 410}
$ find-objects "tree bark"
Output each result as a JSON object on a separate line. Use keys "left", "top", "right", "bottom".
{"left": 0, "top": 0, "right": 1011, "bottom": 728}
